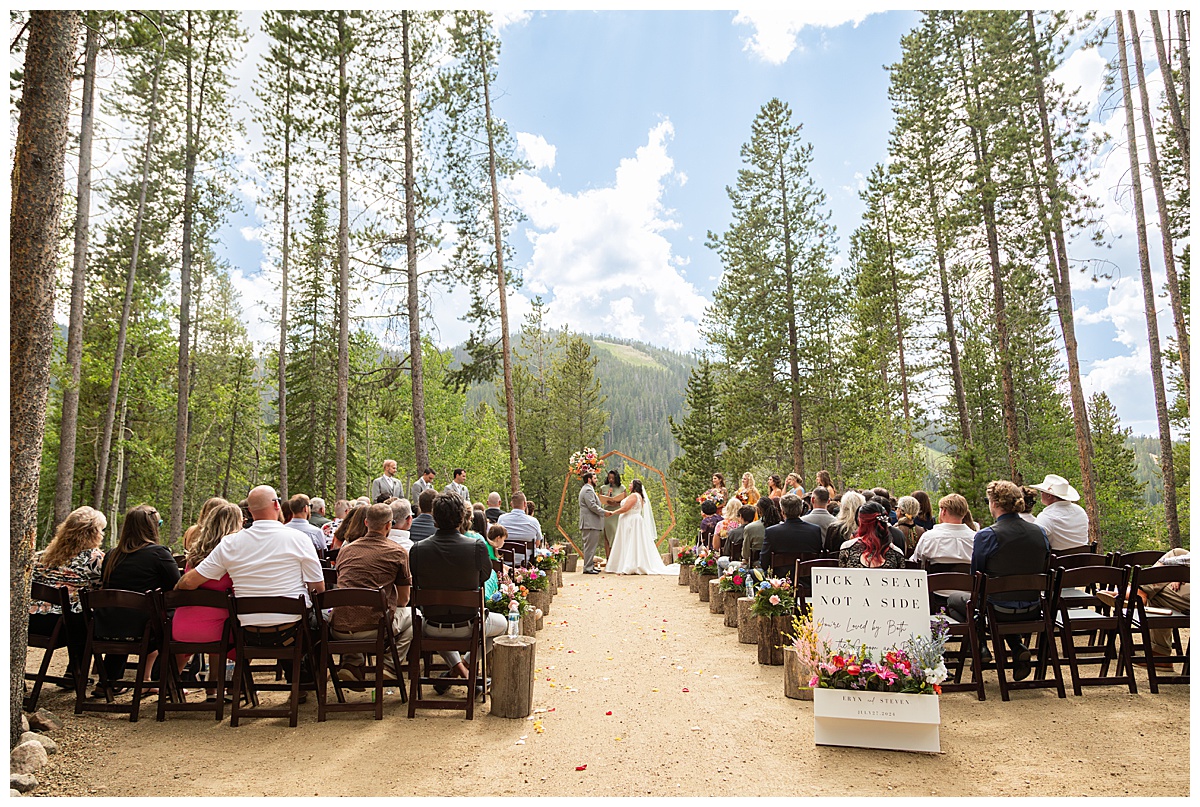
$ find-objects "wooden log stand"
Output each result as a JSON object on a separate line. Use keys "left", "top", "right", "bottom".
{"left": 490, "top": 635, "right": 537, "bottom": 718}
{"left": 756, "top": 614, "right": 790, "bottom": 666}
{"left": 723, "top": 591, "right": 741, "bottom": 628}
{"left": 698, "top": 574, "right": 715, "bottom": 602}
{"left": 688, "top": 566, "right": 700, "bottom": 593}
{"left": 548, "top": 572, "right": 558, "bottom": 596}
{"left": 563, "top": 553, "right": 578, "bottom": 573}
{"left": 528, "top": 589, "right": 550, "bottom": 618}
{"left": 783, "top": 646, "right": 814, "bottom": 700}
{"left": 708, "top": 579, "right": 723, "bottom": 613}
{"left": 678, "top": 562, "right": 690, "bottom": 586}
{"left": 737, "top": 598, "right": 757, "bottom": 644}
{"left": 520, "top": 608, "right": 537, "bottom": 637}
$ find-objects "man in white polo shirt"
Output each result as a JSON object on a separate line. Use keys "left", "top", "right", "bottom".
{"left": 176, "top": 484, "right": 325, "bottom": 628}
{"left": 497, "top": 491, "right": 543, "bottom": 564}
{"left": 1031, "top": 474, "right": 1089, "bottom": 551}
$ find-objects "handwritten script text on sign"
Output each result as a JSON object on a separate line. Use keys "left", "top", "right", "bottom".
{"left": 811, "top": 568, "right": 930, "bottom": 654}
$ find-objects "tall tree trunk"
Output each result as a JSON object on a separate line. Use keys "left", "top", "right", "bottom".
{"left": 776, "top": 135, "right": 805, "bottom": 480}
{"left": 879, "top": 182, "right": 912, "bottom": 431}
{"left": 1176, "top": 11, "right": 1190, "bottom": 136}
{"left": 224, "top": 353, "right": 246, "bottom": 500}
{"left": 1115, "top": 12, "right": 1181, "bottom": 549}
{"left": 955, "top": 18, "right": 1021, "bottom": 482}
{"left": 1150, "top": 11, "right": 1190, "bottom": 175}
{"left": 1024, "top": 11, "right": 1102, "bottom": 546}
{"left": 112, "top": 394, "right": 129, "bottom": 545}
{"left": 277, "top": 42, "right": 293, "bottom": 501}
{"left": 54, "top": 22, "right": 98, "bottom": 528}
{"left": 402, "top": 11, "right": 430, "bottom": 473}
{"left": 1129, "top": 12, "right": 1190, "bottom": 413}
{"left": 476, "top": 16, "right": 520, "bottom": 495}
{"left": 10, "top": 8, "right": 78, "bottom": 747}
{"left": 334, "top": 10, "right": 351, "bottom": 500}
{"left": 95, "top": 32, "right": 164, "bottom": 511}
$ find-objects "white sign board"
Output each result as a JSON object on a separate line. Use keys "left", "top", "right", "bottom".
{"left": 810, "top": 567, "right": 940, "bottom": 753}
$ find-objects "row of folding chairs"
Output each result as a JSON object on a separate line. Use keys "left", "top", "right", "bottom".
{"left": 26, "top": 578, "right": 491, "bottom": 725}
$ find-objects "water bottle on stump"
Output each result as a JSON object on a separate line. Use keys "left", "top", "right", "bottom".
{"left": 507, "top": 600, "right": 520, "bottom": 636}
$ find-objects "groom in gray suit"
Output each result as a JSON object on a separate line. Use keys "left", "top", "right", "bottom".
{"left": 578, "top": 472, "right": 610, "bottom": 574}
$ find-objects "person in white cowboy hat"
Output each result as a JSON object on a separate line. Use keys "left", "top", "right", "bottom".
{"left": 1031, "top": 473, "right": 1089, "bottom": 551}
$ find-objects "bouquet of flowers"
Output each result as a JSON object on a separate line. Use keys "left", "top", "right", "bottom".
{"left": 532, "top": 546, "right": 559, "bottom": 573}
{"left": 693, "top": 547, "right": 719, "bottom": 577}
{"left": 750, "top": 576, "right": 795, "bottom": 617}
{"left": 717, "top": 562, "right": 749, "bottom": 593}
{"left": 696, "top": 490, "right": 725, "bottom": 507}
{"left": 676, "top": 545, "right": 698, "bottom": 566}
{"left": 485, "top": 580, "right": 529, "bottom": 617}
{"left": 568, "top": 447, "right": 600, "bottom": 480}
{"left": 814, "top": 615, "right": 950, "bottom": 695}
{"left": 514, "top": 566, "right": 549, "bottom": 593}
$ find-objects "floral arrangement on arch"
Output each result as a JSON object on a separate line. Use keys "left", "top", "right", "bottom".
{"left": 568, "top": 447, "right": 600, "bottom": 480}
{"left": 513, "top": 566, "right": 549, "bottom": 593}
{"left": 750, "top": 576, "right": 795, "bottom": 617}
{"left": 693, "top": 547, "right": 719, "bottom": 577}
{"left": 812, "top": 614, "right": 951, "bottom": 695}
{"left": 486, "top": 580, "right": 529, "bottom": 617}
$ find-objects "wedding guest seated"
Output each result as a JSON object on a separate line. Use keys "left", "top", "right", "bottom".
{"left": 329, "top": 503, "right": 413, "bottom": 687}
{"left": 894, "top": 495, "right": 925, "bottom": 557}
{"left": 286, "top": 494, "right": 326, "bottom": 557}
{"left": 484, "top": 492, "right": 504, "bottom": 525}
{"left": 739, "top": 505, "right": 765, "bottom": 567}
{"left": 387, "top": 498, "right": 414, "bottom": 550}
{"left": 1096, "top": 548, "right": 1189, "bottom": 670}
{"left": 497, "top": 491, "right": 543, "bottom": 550}
{"left": 94, "top": 505, "right": 181, "bottom": 697}
{"left": 801, "top": 486, "right": 837, "bottom": 547}
{"left": 409, "top": 493, "right": 505, "bottom": 695}
{"left": 724, "top": 509, "right": 748, "bottom": 565}
{"left": 947, "top": 480, "right": 1049, "bottom": 681}
{"left": 762, "top": 494, "right": 822, "bottom": 577}
{"left": 1019, "top": 487, "right": 1039, "bottom": 524}
{"left": 824, "top": 490, "right": 865, "bottom": 552}
{"left": 279, "top": 499, "right": 293, "bottom": 522}
{"left": 911, "top": 490, "right": 936, "bottom": 532}
{"left": 909, "top": 494, "right": 975, "bottom": 571}
{"left": 172, "top": 500, "right": 242, "bottom": 700}
{"left": 332, "top": 505, "right": 368, "bottom": 551}
{"left": 408, "top": 489, "right": 437, "bottom": 544}
{"left": 713, "top": 498, "right": 741, "bottom": 555}
{"left": 838, "top": 501, "right": 905, "bottom": 570}
{"left": 699, "top": 500, "right": 722, "bottom": 548}
{"left": 1032, "top": 474, "right": 1089, "bottom": 551}
{"left": 182, "top": 497, "right": 224, "bottom": 553}
{"left": 29, "top": 506, "right": 107, "bottom": 690}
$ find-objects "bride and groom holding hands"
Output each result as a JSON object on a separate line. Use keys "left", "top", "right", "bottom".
{"left": 578, "top": 470, "right": 673, "bottom": 576}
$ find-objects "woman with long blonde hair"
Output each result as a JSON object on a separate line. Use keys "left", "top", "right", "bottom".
{"left": 174, "top": 501, "right": 243, "bottom": 700}
{"left": 182, "top": 496, "right": 226, "bottom": 552}
{"left": 825, "top": 490, "right": 865, "bottom": 551}
{"left": 29, "top": 506, "right": 108, "bottom": 686}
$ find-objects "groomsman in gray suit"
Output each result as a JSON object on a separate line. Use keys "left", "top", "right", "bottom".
{"left": 578, "top": 472, "right": 611, "bottom": 574}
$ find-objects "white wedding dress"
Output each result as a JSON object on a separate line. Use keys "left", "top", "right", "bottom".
{"left": 605, "top": 493, "right": 675, "bottom": 575}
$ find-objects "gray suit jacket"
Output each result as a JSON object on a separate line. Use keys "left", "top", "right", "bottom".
{"left": 578, "top": 484, "right": 606, "bottom": 530}
{"left": 802, "top": 508, "right": 837, "bottom": 544}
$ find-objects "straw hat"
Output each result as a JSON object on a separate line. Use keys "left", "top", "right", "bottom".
{"left": 1029, "top": 474, "right": 1080, "bottom": 502}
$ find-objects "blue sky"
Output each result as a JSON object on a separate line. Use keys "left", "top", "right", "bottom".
{"left": 214, "top": 8, "right": 1183, "bottom": 438}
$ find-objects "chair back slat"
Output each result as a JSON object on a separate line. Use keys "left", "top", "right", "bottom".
{"left": 980, "top": 573, "right": 1051, "bottom": 600}
{"left": 30, "top": 582, "right": 71, "bottom": 611}
{"left": 926, "top": 572, "right": 974, "bottom": 597}
{"left": 161, "top": 588, "right": 232, "bottom": 611}
{"left": 1110, "top": 549, "right": 1166, "bottom": 568}
{"left": 1128, "top": 563, "right": 1188, "bottom": 589}
{"left": 1053, "top": 542, "right": 1097, "bottom": 557}
{"left": 84, "top": 588, "right": 157, "bottom": 612}
{"left": 316, "top": 586, "right": 388, "bottom": 611}
{"left": 1051, "top": 552, "right": 1108, "bottom": 571}
{"left": 232, "top": 595, "right": 307, "bottom": 617}
{"left": 1055, "top": 564, "right": 1126, "bottom": 592}
{"left": 926, "top": 561, "right": 971, "bottom": 575}
{"left": 410, "top": 588, "right": 482, "bottom": 609}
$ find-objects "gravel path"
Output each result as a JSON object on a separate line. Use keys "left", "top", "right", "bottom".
{"left": 24, "top": 570, "right": 1190, "bottom": 797}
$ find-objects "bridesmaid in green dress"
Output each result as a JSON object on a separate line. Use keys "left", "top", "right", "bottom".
{"left": 598, "top": 469, "right": 627, "bottom": 560}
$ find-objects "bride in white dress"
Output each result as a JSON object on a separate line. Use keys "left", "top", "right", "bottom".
{"left": 604, "top": 480, "right": 675, "bottom": 575}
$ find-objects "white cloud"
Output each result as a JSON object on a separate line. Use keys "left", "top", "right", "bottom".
{"left": 732, "top": 10, "right": 872, "bottom": 65}
{"left": 492, "top": 10, "right": 532, "bottom": 31}
{"left": 505, "top": 120, "right": 708, "bottom": 351}
{"left": 515, "top": 131, "right": 556, "bottom": 171}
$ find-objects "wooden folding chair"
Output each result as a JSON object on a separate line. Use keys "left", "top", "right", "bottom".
{"left": 1108, "top": 549, "right": 1166, "bottom": 569}
{"left": 1126, "top": 564, "right": 1190, "bottom": 693}
{"left": 75, "top": 589, "right": 161, "bottom": 722}
{"left": 793, "top": 558, "right": 839, "bottom": 613}
{"left": 407, "top": 588, "right": 487, "bottom": 720}
{"left": 926, "top": 562, "right": 971, "bottom": 575}
{"left": 323, "top": 566, "right": 339, "bottom": 591}
{"left": 25, "top": 583, "right": 82, "bottom": 711}
{"left": 762, "top": 551, "right": 814, "bottom": 581}
{"left": 502, "top": 540, "right": 532, "bottom": 568}
{"left": 979, "top": 574, "right": 1066, "bottom": 701}
{"left": 156, "top": 588, "right": 238, "bottom": 721}
{"left": 229, "top": 596, "right": 318, "bottom": 727}
{"left": 173, "top": 554, "right": 188, "bottom": 570}
{"left": 926, "top": 572, "right": 986, "bottom": 700}
{"left": 1051, "top": 553, "right": 1109, "bottom": 611}
{"left": 1053, "top": 541, "right": 1098, "bottom": 558}
{"left": 316, "top": 588, "right": 407, "bottom": 721}
{"left": 1051, "top": 565, "right": 1136, "bottom": 695}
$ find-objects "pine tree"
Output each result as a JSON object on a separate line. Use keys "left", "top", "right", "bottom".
{"left": 668, "top": 357, "right": 723, "bottom": 538}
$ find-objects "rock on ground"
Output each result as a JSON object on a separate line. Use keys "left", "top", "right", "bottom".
{"left": 20, "top": 713, "right": 29, "bottom": 733}
{"left": 10, "top": 774, "right": 38, "bottom": 794}
{"left": 19, "top": 732, "right": 58, "bottom": 755}
{"left": 10, "top": 741, "right": 48, "bottom": 776}
{"left": 11, "top": 788, "right": 22, "bottom": 797}
{"left": 27, "top": 709, "right": 63, "bottom": 733}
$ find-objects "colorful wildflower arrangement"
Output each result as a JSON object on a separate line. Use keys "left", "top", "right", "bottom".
{"left": 485, "top": 580, "right": 529, "bottom": 617}
{"left": 532, "top": 546, "right": 560, "bottom": 573}
{"left": 568, "top": 447, "right": 600, "bottom": 480}
{"left": 813, "top": 615, "right": 951, "bottom": 695}
{"left": 696, "top": 490, "right": 725, "bottom": 507}
{"left": 514, "top": 566, "right": 549, "bottom": 593}
{"left": 750, "top": 577, "right": 795, "bottom": 617}
{"left": 693, "top": 547, "right": 719, "bottom": 577}
{"left": 676, "top": 545, "right": 697, "bottom": 566}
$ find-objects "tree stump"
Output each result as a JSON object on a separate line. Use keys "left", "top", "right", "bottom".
{"left": 528, "top": 589, "right": 550, "bottom": 619}
{"left": 556, "top": 568, "right": 563, "bottom": 588}
{"left": 563, "top": 553, "right": 578, "bottom": 573}
{"left": 698, "top": 574, "right": 715, "bottom": 601}
{"left": 723, "top": 591, "right": 741, "bottom": 627}
{"left": 688, "top": 566, "right": 700, "bottom": 593}
{"left": 668, "top": 537, "right": 680, "bottom": 563}
{"left": 548, "top": 573, "right": 558, "bottom": 596}
{"left": 783, "top": 646, "right": 814, "bottom": 700}
{"left": 490, "top": 635, "right": 537, "bottom": 718}
{"left": 536, "top": 610, "right": 544, "bottom": 631}
{"left": 520, "top": 609, "right": 537, "bottom": 637}
{"left": 708, "top": 580, "right": 723, "bottom": 613}
{"left": 737, "top": 598, "right": 757, "bottom": 644}
{"left": 756, "top": 614, "right": 789, "bottom": 666}
{"left": 678, "top": 562, "right": 690, "bottom": 586}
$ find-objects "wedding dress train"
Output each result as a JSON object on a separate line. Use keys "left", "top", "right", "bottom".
{"left": 605, "top": 493, "right": 674, "bottom": 575}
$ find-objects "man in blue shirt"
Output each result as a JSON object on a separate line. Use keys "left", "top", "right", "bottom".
{"left": 947, "top": 480, "right": 1049, "bottom": 681}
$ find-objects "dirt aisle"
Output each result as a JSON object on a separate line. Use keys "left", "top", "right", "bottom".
{"left": 31, "top": 570, "right": 1189, "bottom": 797}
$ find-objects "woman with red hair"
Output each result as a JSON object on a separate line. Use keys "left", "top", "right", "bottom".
{"left": 837, "top": 500, "right": 905, "bottom": 569}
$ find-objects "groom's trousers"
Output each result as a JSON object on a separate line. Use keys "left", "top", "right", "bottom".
{"left": 581, "top": 528, "right": 604, "bottom": 572}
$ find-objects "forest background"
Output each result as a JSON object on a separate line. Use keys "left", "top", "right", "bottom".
{"left": 9, "top": 9, "right": 1189, "bottom": 555}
